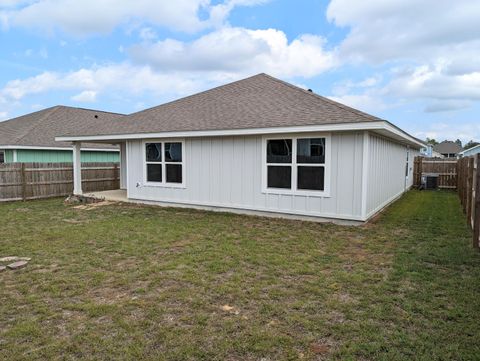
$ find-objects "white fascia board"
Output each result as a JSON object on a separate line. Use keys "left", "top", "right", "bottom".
{"left": 0, "top": 145, "right": 119, "bottom": 152}
{"left": 381, "top": 122, "right": 425, "bottom": 148}
{"left": 55, "top": 121, "right": 423, "bottom": 147}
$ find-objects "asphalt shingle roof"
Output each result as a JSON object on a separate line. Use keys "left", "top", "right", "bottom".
{"left": 0, "top": 106, "right": 124, "bottom": 149}
{"left": 433, "top": 141, "right": 463, "bottom": 154}
{"left": 58, "top": 73, "right": 384, "bottom": 137}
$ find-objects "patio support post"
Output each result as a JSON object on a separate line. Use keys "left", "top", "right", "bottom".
{"left": 72, "top": 142, "right": 82, "bottom": 195}
{"left": 120, "top": 142, "right": 127, "bottom": 190}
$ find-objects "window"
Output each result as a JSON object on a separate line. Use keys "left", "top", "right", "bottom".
{"left": 296, "top": 138, "right": 325, "bottom": 191}
{"left": 0, "top": 151, "right": 4, "bottom": 164}
{"left": 263, "top": 136, "right": 329, "bottom": 195}
{"left": 266, "top": 139, "right": 292, "bottom": 189}
{"left": 145, "top": 141, "right": 184, "bottom": 185}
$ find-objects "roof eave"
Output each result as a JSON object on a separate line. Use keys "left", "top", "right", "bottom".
{"left": 55, "top": 121, "right": 424, "bottom": 148}
{"left": 0, "top": 145, "right": 119, "bottom": 152}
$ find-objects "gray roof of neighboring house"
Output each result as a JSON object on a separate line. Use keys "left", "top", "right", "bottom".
{"left": 58, "top": 73, "right": 384, "bottom": 137}
{"left": 0, "top": 106, "right": 124, "bottom": 149}
{"left": 433, "top": 141, "right": 463, "bottom": 154}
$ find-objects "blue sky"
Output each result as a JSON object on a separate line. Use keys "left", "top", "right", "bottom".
{"left": 0, "top": 0, "right": 479, "bottom": 143}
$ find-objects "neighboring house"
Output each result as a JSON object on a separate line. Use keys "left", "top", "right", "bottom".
{"left": 0, "top": 106, "right": 123, "bottom": 164}
{"left": 56, "top": 74, "right": 423, "bottom": 222}
{"left": 433, "top": 141, "right": 462, "bottom": 158}
{"left": 459, "top": 144, "right": 480, "bottom": 157}
{"left": 420, "top": 144, "right": 444, "bottom": 158}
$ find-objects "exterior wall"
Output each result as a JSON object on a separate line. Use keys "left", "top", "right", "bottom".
{"left": 126, "top": 132, "right": 365, "bottom": 220}
{"left": 3, "top": 149, "right": 119, "bottom": 163}
{"left": 365, "top": 133, "right": 417, "bottom": 218}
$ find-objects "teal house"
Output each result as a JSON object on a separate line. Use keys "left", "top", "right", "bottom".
{"left": 0, "top": 106, "right": 123, "bottom": 164}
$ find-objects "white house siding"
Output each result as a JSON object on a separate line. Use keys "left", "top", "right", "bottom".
{"left": 365, "top": 134, "right": 416, "bottom": 218}
{"left": 126, "top": 132, "right": 365, "bottom": 220}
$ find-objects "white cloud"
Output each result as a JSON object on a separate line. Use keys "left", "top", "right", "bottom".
{"left": 0, "top": 111, "right": 7, "bottom": 120}
{"left": 328, "top": 94, "right": 387, "bottom": 114}
{"left": 138, "top": 27, "right": 157, "bottom": 41}
{"left": 208, "top": 0, "right": 270, "bottom": 27}
{"left": 0, "top": 0, "right": 28, "bottom": 8}
{"left": 2, "top": 0, "right": 208, "bottom": 34}
{"left": 0, "top": 63, "right": 221, "bottom": 103}
{"left": 0, "top": 0, "right": 268, "bottom": 35}
{"left": 327, "top": 0, "right": 480, "bottom": 112}
{"left": 71, "top": 90, "right": 97, "bottom": 103}
{"left": 424, "top": 100, "right": 472, "bottom": 113}
{"left": 414, "top": 122, "right": 480, "bottom": 143}
{"left": 327, "top": 0, "right": 480, "bottom": 63}
{"left": 129, "top": 27, "right": 336, "bottom": 78}
{"left": 384, "top": 62, "right": 480, "bottom": 109}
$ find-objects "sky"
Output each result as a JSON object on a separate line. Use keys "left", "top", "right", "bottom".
{"left": 0, "top": 0, "right": 479, "bottom": 143}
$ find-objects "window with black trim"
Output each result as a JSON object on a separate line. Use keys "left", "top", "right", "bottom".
{"left": 0, "top": 151, "right": 4, "bottom": 164}
{"left": 265, "top": 137, "right": 326, "bottom": 193}
{"left": 145, "top": 142, "right": 183, "bottom": 184}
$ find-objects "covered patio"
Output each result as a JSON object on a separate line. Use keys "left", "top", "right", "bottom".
{"left": 72, "top": 141, "right": 127, "bottom": 195}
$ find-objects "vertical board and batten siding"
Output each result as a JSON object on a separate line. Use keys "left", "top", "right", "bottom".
{"left": 126, "top": 132, "right": 365, "bottom": 220}
{"left": 366, "top": 134, "right": 414, "bottom": 218}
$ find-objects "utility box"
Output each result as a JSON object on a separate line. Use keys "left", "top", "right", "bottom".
{"left": 421, "top": 173, "right": 439, "bottom": 190}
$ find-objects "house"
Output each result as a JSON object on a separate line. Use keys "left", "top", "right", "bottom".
{"left": 420, "top": 144, "right": 444, "bottom": 158}
{"left": 433, "top": 141, "right": 462, "bottom": 158}
{"left": 459, "top": 144, "right": 480, "bottom": 157}
{"left": 56, "top": 74, "right": 424, "bottom": 222}
{"left": 0, "top": 106, "right": 123, "bottom": 164}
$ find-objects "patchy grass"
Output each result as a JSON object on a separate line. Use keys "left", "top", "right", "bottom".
{"left": 0, "top": 191, "right": 479, "bottom": 360}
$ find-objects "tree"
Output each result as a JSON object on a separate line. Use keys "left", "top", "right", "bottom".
{"left": 455, "top": 139, "right": 463, "bottom": 148}
{"left": 463, "top": 140, "right": 480, "bottom": 150}
{"left": 425, "top": 138, "right": 438, "bottom": 145}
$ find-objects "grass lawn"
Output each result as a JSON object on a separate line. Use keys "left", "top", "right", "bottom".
{"left": 1, "top": 191, "right": 479, "bottom": 360}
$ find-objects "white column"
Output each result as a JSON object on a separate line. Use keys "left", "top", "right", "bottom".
{"left": 72, "top": 142, "right": 82, "bottom": 195}
{"left": 120, "top": 142, "right": 127, "bottom": 189}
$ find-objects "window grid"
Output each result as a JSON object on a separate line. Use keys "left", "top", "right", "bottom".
{"left": 144, "top": 141, "right": 185, "bottom": 187}
{"left": 264, "top": 135, "right": 329, "bottom": 195}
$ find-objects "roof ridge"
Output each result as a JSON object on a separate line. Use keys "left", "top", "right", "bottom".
{"left": 14, "top": 106, "right": 62, "bottom": 144}
{"left": 58, "top": 105, "right": 126, "bottom": 116}
{"left": 260, "top": 73, "right": 383, "bottom": 122}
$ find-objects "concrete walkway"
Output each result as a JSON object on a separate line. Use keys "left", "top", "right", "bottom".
{"left": 86, "top": 189, "right": 128, "bottom": 202}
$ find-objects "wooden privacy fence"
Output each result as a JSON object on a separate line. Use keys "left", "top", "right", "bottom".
{"left": 457, "top": 154, "right": 480, "bottom": 249}
{"left": 413, "top": 155, "right": 480, "bottom": 248}
{"left": 0, "top": 162, "right": 119, "bottom": 202}
{"left": 413, "top": 157, "right": 458, "bottom": 189}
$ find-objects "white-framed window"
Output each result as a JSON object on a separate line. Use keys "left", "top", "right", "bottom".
{"left": 262, "top": 134, "right": 331, "bottom": 197}
{"left": 143, "top": 140, "right": 185, "bottom": 188}
{"left": 0, "top": 150, "right": 4, "bottom": 164}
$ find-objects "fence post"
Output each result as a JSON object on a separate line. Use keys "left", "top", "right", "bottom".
{"left": 467, "top": 158, "right": 474, "bottom": 224}
{"left": 473, "top": 154, "right": 480, "bottom": 249}
{"left": 21, "top": 163, "right": 27, "bottom": 201}
{"left": 413, "top": 156, "right": 422, "bottom": 187}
